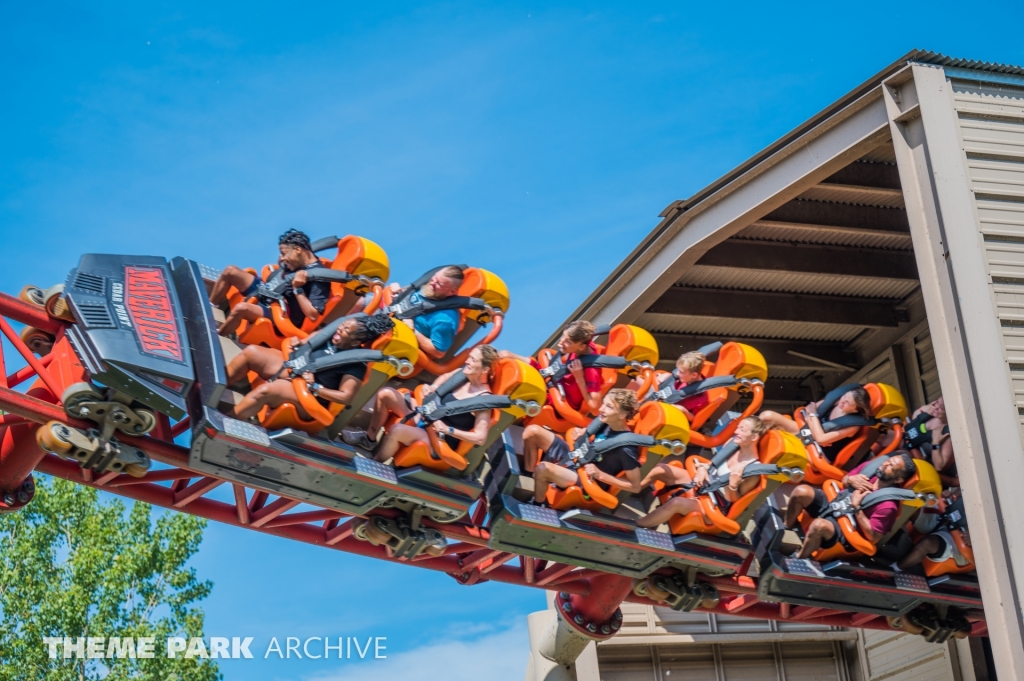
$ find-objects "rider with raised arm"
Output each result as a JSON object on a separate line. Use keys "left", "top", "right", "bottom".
{"left": 365, "top": 345, "right": 499, "bottom": 463}
{"left": 212, "top": 229, "right": 332, "bottom": 337}
{"left": 530, "top": 389, "right": 643, "bottom": 504}
{"left": 636, "top": 416, "right": 767, "bottom": 529}
{"left": 226, "top": 312, "right": 394, "bottom": 421}
{"left": 760, "top": 387, "right": 872, "bottom": 463}
{"left": 663, "top": 351, "right": 709, "bottom": 420}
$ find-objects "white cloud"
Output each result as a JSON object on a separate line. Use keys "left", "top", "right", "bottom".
{"left": 305, "top": 623, "right": 528, "bottom": 681}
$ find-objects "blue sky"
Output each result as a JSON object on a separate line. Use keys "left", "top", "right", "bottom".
{"left": 3, "top": 2, "right": 1023, "bottom": 679}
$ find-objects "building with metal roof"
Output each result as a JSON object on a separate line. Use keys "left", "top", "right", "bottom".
{"left": 525, "top": 49, "right": 1023, "bottom": 681}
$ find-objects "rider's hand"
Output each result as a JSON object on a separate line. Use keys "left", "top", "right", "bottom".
{"left": 421, "top": 385, "right": 436, "bottom": 397}
{"left": 431, "top": 421, "right": 449, "bottom": 435}
{"left": 388, "top": 282, "right": 402, "bottom": 293}
{"left": 846, "top": 474, "right": 874, "bottom": 492}
{"left": 728, "top": 470, "right": 743, "bottom": 490}
{"left": 851, "top": 489, "right": 868, "bottom": 508}
{"left": 568, "top": 359, "right": 584, "bottom": 378}
{"left": 805, "top": 402, "right": 818, "bottom": 417}
{"left": 583, "top": 463, "right": 601, "bottom": 482}
{"left": 693, "top": 466, "right": 710, "bottom": 488}
{"left": 302, "top": 371, "right": 315, "bottom": 386}
{"left": 292, "top": 270, "right": 309, "bottom": 287}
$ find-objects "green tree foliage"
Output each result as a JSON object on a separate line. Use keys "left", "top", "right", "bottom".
{"left": 0, "top": 477, "right": 220, "bottom": 680}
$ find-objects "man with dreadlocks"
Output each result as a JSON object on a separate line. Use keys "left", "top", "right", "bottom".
{"left": 225, "top": 312, "right": 395, "bottom": 421}
{"left": 211, "top": 229, "right": 333, "bottom": 337}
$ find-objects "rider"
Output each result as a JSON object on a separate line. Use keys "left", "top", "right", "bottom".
{"left": 663, "top": 351, "right": 709, "bottom": 420}
{"left": 897, "top": 487, "right": 970, "bottom": 571}
{"left": 211, "top": 229, "right": 332, "bottom": 337}
{"left": 636, "top": 416, "right": 767, "bottom": 529}
{"left": 363, "top": 345, "right": 500, "bottom": 463}
{"left": 530, "top": 389, "right": 644, "bottom": 505}
{"left": 784, "top": 451, "right": 917, "bottom": 559}
{"left": 904, "top": 397, "right": 955, "bottom": 474}
{"left": 226, "top": 312, "right": 394, "bottom": 421}
{"left": 760, "top": 387, "right": 872, "bottom": 463}
{"left": 512, "top": 321, "right": 605, "bottom": 470}
{"left": 390, "top": 265, "right": 465, "bottom": 359}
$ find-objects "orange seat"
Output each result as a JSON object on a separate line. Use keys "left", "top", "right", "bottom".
{"left": 798, "top": 383, "right": 908, "bottom": 484}
{"left": 663, "top": 429, "right": 807, "bottom": 537}
{"left": 543, "top": 401, "right": 690, "bottom": 512}
{"left": 392, "top": 358, "right": 546, "bottom": 474}
{"left": 649, "top": 341, "right": 768, "bottom": 448}
{"left": 525, "top": 324, "right": 660, "bottom": 434}
{"left": 805, "top": 458, "right": 940, "bottom": 563}
{"left": 231, "top": 236, "right": 390, "bottom": 346}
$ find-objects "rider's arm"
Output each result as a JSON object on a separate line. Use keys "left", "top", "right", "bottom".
{"left": 571, "top": 363, "right": 603, "bottom": 414}
{"left": 595, "top": 467, "right": 643, "bottom": 494}
{"left": 314, "top": 375, "right": 361, "bottom": 406}
{"left": 805, "top": 412, "right": 859, "bottom": 446}
{"left": 442, "top": 410, "right": 492, "bottom": 447}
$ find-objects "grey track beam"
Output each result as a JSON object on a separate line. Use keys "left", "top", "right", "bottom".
{"left": 648, "top": 287, "right": 909, "bottom": 327}
{"left": 764, "top": 200, "right": 909, "bottom": 233}
{"left": 697, "top": 241, "right": 918, "bottom": 280}
{"left": 652, "top": 333, "right": 855, "bottom": 370}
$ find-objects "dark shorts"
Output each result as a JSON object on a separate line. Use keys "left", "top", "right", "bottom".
{"left": 542, "top": 436, "right": 571, "bottom": 466}
{"left": 257, "top": 303, "right": 272, "bottom": 318}
{"left": 241, "top": 279, "right": 262, "bottom": 298}
{"left": 805, "top": 488, "right": 841, "bottom": 550}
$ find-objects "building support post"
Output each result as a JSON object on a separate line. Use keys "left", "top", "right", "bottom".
{"left": 885, "top": 62, "right": 1024, "bottom": 679}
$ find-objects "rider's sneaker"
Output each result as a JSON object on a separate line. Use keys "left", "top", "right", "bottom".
{"left": 341, "top": 429, "right": 378, "bottom": 451}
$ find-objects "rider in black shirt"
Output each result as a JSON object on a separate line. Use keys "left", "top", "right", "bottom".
{"left": 212, "top": 229, "right": 332, "bottom": 337}
{"left": 530, "top": 389, "right": 643, "bottom": 503}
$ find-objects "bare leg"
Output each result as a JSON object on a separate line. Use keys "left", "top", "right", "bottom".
{"left": 784, "top": 484, "right": 817, "bottom": 529}
{"left": 210, "top": 265, "right": 257, "bottom": 306}
{"left": 366, "top": 388, "right": 412, "bottom": 441}
{"left": 898, "top": 535, "right": 943, "bottom": 570}
{"left": 522, "top": 424, "right": 556, "bottom": 472}
{"left": 226, "top": 345, "right": 285, "bottom": 386}
{"left": 797, "top": 518, "right": 836, "bottom": 558}
{"left": 531, "top": 461, "right": 582, "bottom": 503}
{"left": 637, "top": 495, "right": 700, "bottom": 529}
{"left": 759, "top": 410, "right": 800, "bottom": 434}
{"left": 640, "top": 461, "right": 692, "bottom": 489}
{"left": 498, "top": 349, "right": 531, "bottom": 363}
{"left": 233, "top": 380, "right": 306, "bottom": 421}
{"left": 374, "top": 423, "right": 429, "bottom": 463}
{"left": 220, "top": 302, "right": 266, "bottom": 337}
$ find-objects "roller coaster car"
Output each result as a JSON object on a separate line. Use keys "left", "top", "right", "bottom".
{"left": 755, "top": 456, "right": 981, "bottom": 620}
{"left": 524, "top": 324, "right": 660, "bottom": 434}
{"left": 383, "top": 265, "right": 509, "bottom": 378}
{"left": 389, "top": 358, "right": 547, "bottom": 474}
{"left": 796, "top": 382, "right": 907, "bottom": 485}
{"left": 920, "top": 496, "right": 975, "bottom": 578}
{"left": 660, "top": 429, "right": 808, "bottom": 538}
{"left": 229, "top": 235, "right": 390, "bottom": 347}
{"left": 647, "top": 341, "right": 768, "bottom": 449}
{"left": 484, "top": 403, "right": 750, "bottom": 578}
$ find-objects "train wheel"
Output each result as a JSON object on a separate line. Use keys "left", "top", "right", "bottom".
{"left": 643, "top": 576, "right": 671, "bottom": 602}
{"left": 128, "top": 409, "right": 157, "bottom": 435}
{"left": 18, "top": 285, "right": 45, "bottom": 307}
{"left": 632, "top": 580, "right": 650, "bottom": 598}
{"left": 36, "top": 421, "right": 74, "bottom": 455}
{"left": 46, "top": 293, "right": 74, "bottom": 322}
{"left": 364, "top": 519, "right": 392, "bottom": 545}
{"left": 20, "top": 326, "right": 55, "bottom": 356}
{"left": 61, "top": 382, "right": 103, "bottom": 420}
{"left": 124, "top": 463, "right": 150, "bottom": 478}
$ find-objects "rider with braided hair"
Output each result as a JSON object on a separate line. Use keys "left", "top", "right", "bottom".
{"left": 227, "top": 312, "right": 395, "bottom": 421}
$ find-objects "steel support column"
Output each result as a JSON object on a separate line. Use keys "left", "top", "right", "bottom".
{"left": 887, "top": 62, "right": 1024, "bottom": 678}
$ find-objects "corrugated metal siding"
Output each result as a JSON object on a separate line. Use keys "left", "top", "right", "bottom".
{"left": 859, "top": 357, "right": 897, "bottom": 386}
{"left": 954, "top": 79, "right": 1024, "bottom": 425}
{"left": 636, "top": 313, "right": 864, "bottom": 343}
{"left": 678, "top": 265, "right": 918, "bottom": 299}
{"left": 858, "top": 629, "right": 954, "bottom": 681}
{"left": 739, "top": 221, "right": 914, "bottom": 250}
{"left": 799, "top": 184, "right": 906, "bottom": 208}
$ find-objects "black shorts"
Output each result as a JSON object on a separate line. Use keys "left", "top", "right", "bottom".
{"left": 542, "top": 437, "right": 571, "bottom": 466}
{"left": 805, "top": 488, "right": 841, "bottom": 550}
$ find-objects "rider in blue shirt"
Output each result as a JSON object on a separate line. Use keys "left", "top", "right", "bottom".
{"left": 393, "top": 265, "right": 464, "bottom": 358}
